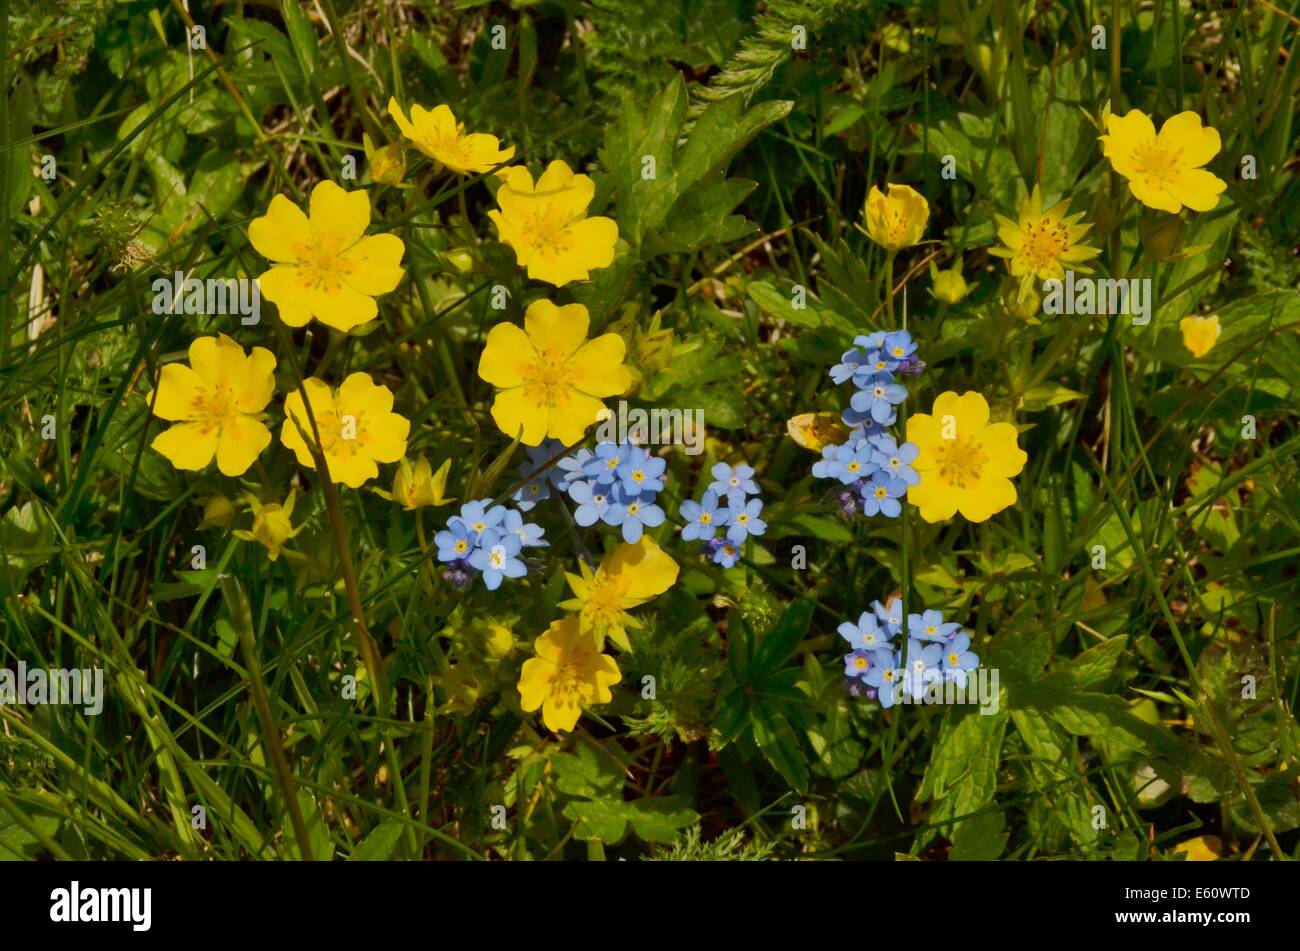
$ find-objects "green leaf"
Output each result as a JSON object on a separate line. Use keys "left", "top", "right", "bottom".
{"left": 750, "top": 597, "right": 814, "bottom": 677}
{"left": 626, "top": 797, "right": 698, "bottom": 843}
{"left": 751, "top": 699, "right": 809, "bottom": 791}
{"left": 948, "top": 808, "right": 1008, "bottom": 860}
{"left": 350, "top": 819, "right": 405, "bottom": 860}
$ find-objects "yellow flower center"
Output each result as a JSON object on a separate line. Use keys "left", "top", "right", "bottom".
{"left": 473, "top": 520, "right": 486, "bottom": 533}
{"left": 736, "top": 513, "right": 749, "bottom": 525}
{"left": 882, "top": 669, "right": 895, "bottom": 682}
{"left": 935, "top": 435, "right": 988, "bottom": 489}
{"left": 855, "top": 658, "right": 867, "bottom": 668}
{"left": 874, "top": 487, "right": 887, "bottom": 499}
{"left": 926, "top": 625, "right": 937, "bottom": 635}
{"left": 699, "top": 512, "right": 711, "bottom": 525}
{"left": 190, "top": 382, "right": 239, "bottom": 432}
{"left": 1018, "top": 217, "right": 1071, "bottom": 271}
{"left": 455, "top": 540, "right": 468, "bottom": 553}
{"left": 294, "top": 232, "right": 357, "bottom": 292}
{"left": 847, "top": 461, "right": 861, "bottom": 473}
{"left": 490, "top": 548, "right": 505, "bottom": 568}
{"left": 522, "top": 348, "right": 576, "bottom": 405}
{"left": 631, "top": 469, "right": 645, "bottom": 483}
{"left": 1130, "top": 138, "right": 1182, "bottom": 191}
{"left": 626, "top": 502, "right": 640, "bottom": 516}
{"left": 948, "top": 652, "right": 960, "bottom": 665}
{"left": 522, "top": 203, "right": 577, "bottom": 258}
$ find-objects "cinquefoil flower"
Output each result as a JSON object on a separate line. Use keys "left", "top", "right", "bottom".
{"left": 233, "top": 489, "right": 305, "bottom": 562}
{"left": 560, "top": 536, "right": 678, "bottom": 651}
{"left": 250, "top": 181, "right": 405, "bottom": 332}
{"left": 907, "top": 391, "right": 1027, "bottom": 523}
{"left": 386, "top": 99, "right": 514, "bottom": 175}
{"left": 518, "top": 616, "right": 621, "bottom": 733}
{"left": 489, "top": 161, "right": 618, "bottom": 286}
{"left": 1100, "top": 109, "right": 1227, "bottom": 213}
{"left": 148, "top": 334, "right": 275, "bottom": 477}
{"left": 477, "top": 300, "right": 631, "bottom": 446}
{"left": 861, "top": 184, "right": 928, "bottom": 250}
{"left": 280, "top": 373, "right": 410, "bottom": 488}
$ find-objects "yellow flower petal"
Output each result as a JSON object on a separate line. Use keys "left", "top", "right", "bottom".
{"left": 216, "top": 416, "right": 271, "bottom": 477}
{"left": 151, "top": 423, "right": 218, "bottom": 471}
{"left": 309, "top": 180, "right": 370, "bottom": 247}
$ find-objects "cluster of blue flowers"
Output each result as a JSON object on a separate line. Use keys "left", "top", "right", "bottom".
{"left": 814, "top": 329, "right": 924, "bottom": 519}
{"left": 677, "top": 463, "right": 766, "bottom": 569}
{"left": 838, "top": 599, "right": 979, "bottom": 707}
{"left": 435, "top": 498, "right": 546, "bottom": 590}
{"left": 519, "top": 439, "right": 668, "bottom": 543}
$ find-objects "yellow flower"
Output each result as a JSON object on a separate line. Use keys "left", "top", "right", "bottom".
{"left": 560, "top": 536, "right": 679, "bottom": 650}
{"left": 233, "top": 489, "right": 305, "bottom": 562}
{"left": 990, "top": 184, "right": 1100, "bottom": 288}
{"left": 929, "top": 260, "right": 970, "bottom": 304}
{"left": 907, "top": 391, "right": 1027, "bottom": 524}
{"left": 280, "top": 372, "right": 410, "bottom": 488}
{"left": 197, "top": 494, "right": 236, "bottom": 530}
{"left": 488, "top": 160, "right": 618, "bottom": 286}
{"left": 1100, "top": 109, "right": 1227, "bottom": 213}
{"left": 362, "top": 132, "right": 407, "bottom": 186}
{"left": 382, "top": 455, "right": 452, "bottom": 509}
{"left": 477, "top": 299, "right": 631, "bottom": 446}
{"left": 386, "top": 98, "right": 515, "bottom": 175}
{"left": 1180, "top": 314, "right": 1221, "bottom": 358}
{"left": 147, "top": 334, "right": 275, "bottom": 476}
{"left": 518, "top": 616, "right": 621, "bottom": 733}
{"left": 249, "top": 181, "right": 405, "bottom": 333}
{"left": 861, "top": 183, "right": 929, "bottom": 250}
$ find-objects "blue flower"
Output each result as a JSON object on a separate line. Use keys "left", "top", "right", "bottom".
{"left": 869, "top": 436, "right": 920, "bottom": 487}
{"left": 844, "top": 650, "right": 873, "bottom": 679}
{"left": 864, "top": 649, "right": 903, "bottom": 707}
{"left": 827, "top": 440, "right": 878, "bottom": 485}
{"left": 724, "top": 493, "right": 767, "bottom": 544}
{"left": 617, "top": 446, "right": 666, "bottom": 496}
{"left": 939, "top": 632, "right": 979, "bottom": 687}
{"left": 900, "top": 639, "right": 944, "bottom": 700}
{"left": 710, "top": 537, "right": 741, "bottom": 568}
{"left": 680, "top": 490, "right": 728, "bottom": 542}
{"left": 859, "top": 470, "right": 907, "bottom": 517}
{"left": 604, "top": 484, "right": 665, "bottom": 543}
{"left": 555, "top": 447, "right": 594, "bottom": 490}
{"left": 841, "top": 405, "right": 895, "bottom": 431}
{"left": 503, "top": 509, "right": 547, "bottom": 548}
{"left": 526, "top": 439, "right": 570, "bottom": 487}
{"left": 829, "top": 346, "right": 865, "bottom": 385}
{"left": 452, "top": 499, "right": 507, "bottom": 540}
{"left": 858, "top": 348, "right": 901, "bottom": 376}
{"left": 812, "top": 441, "right": 851, "bottom": 480}
{"left": 907, "top": 608, "right": 962, "bottom": 642}
{"left": 583, "top": 441, "right": 630, "bottom": 485}
{"left": 837, "top": 612, "right": 894, "bottom": 652}
{"left": 849, "top": 373, "right": 908, "bottom": 423}
{"left": 854, "top": 331, "right": 888, "bottom": 352}
{"left": 568, "top": 479, "right": 613, "bottom": 527}
{"left": 434, "top": 520, "right": 476, "bottom": 563}
{"left": 468, "top": 529, "right": 526, "bottom": 591}
{"left": 872, "top": 598, "right": 903, "bottom": 635}
{"left": 707, "top": 462, "right": 759, "bottom": 498}
{"left": 512, "top": 472, "right": 550, "bottom": 511}
{"left": 882, "top": 329, "right": 917, "bottom": 363}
